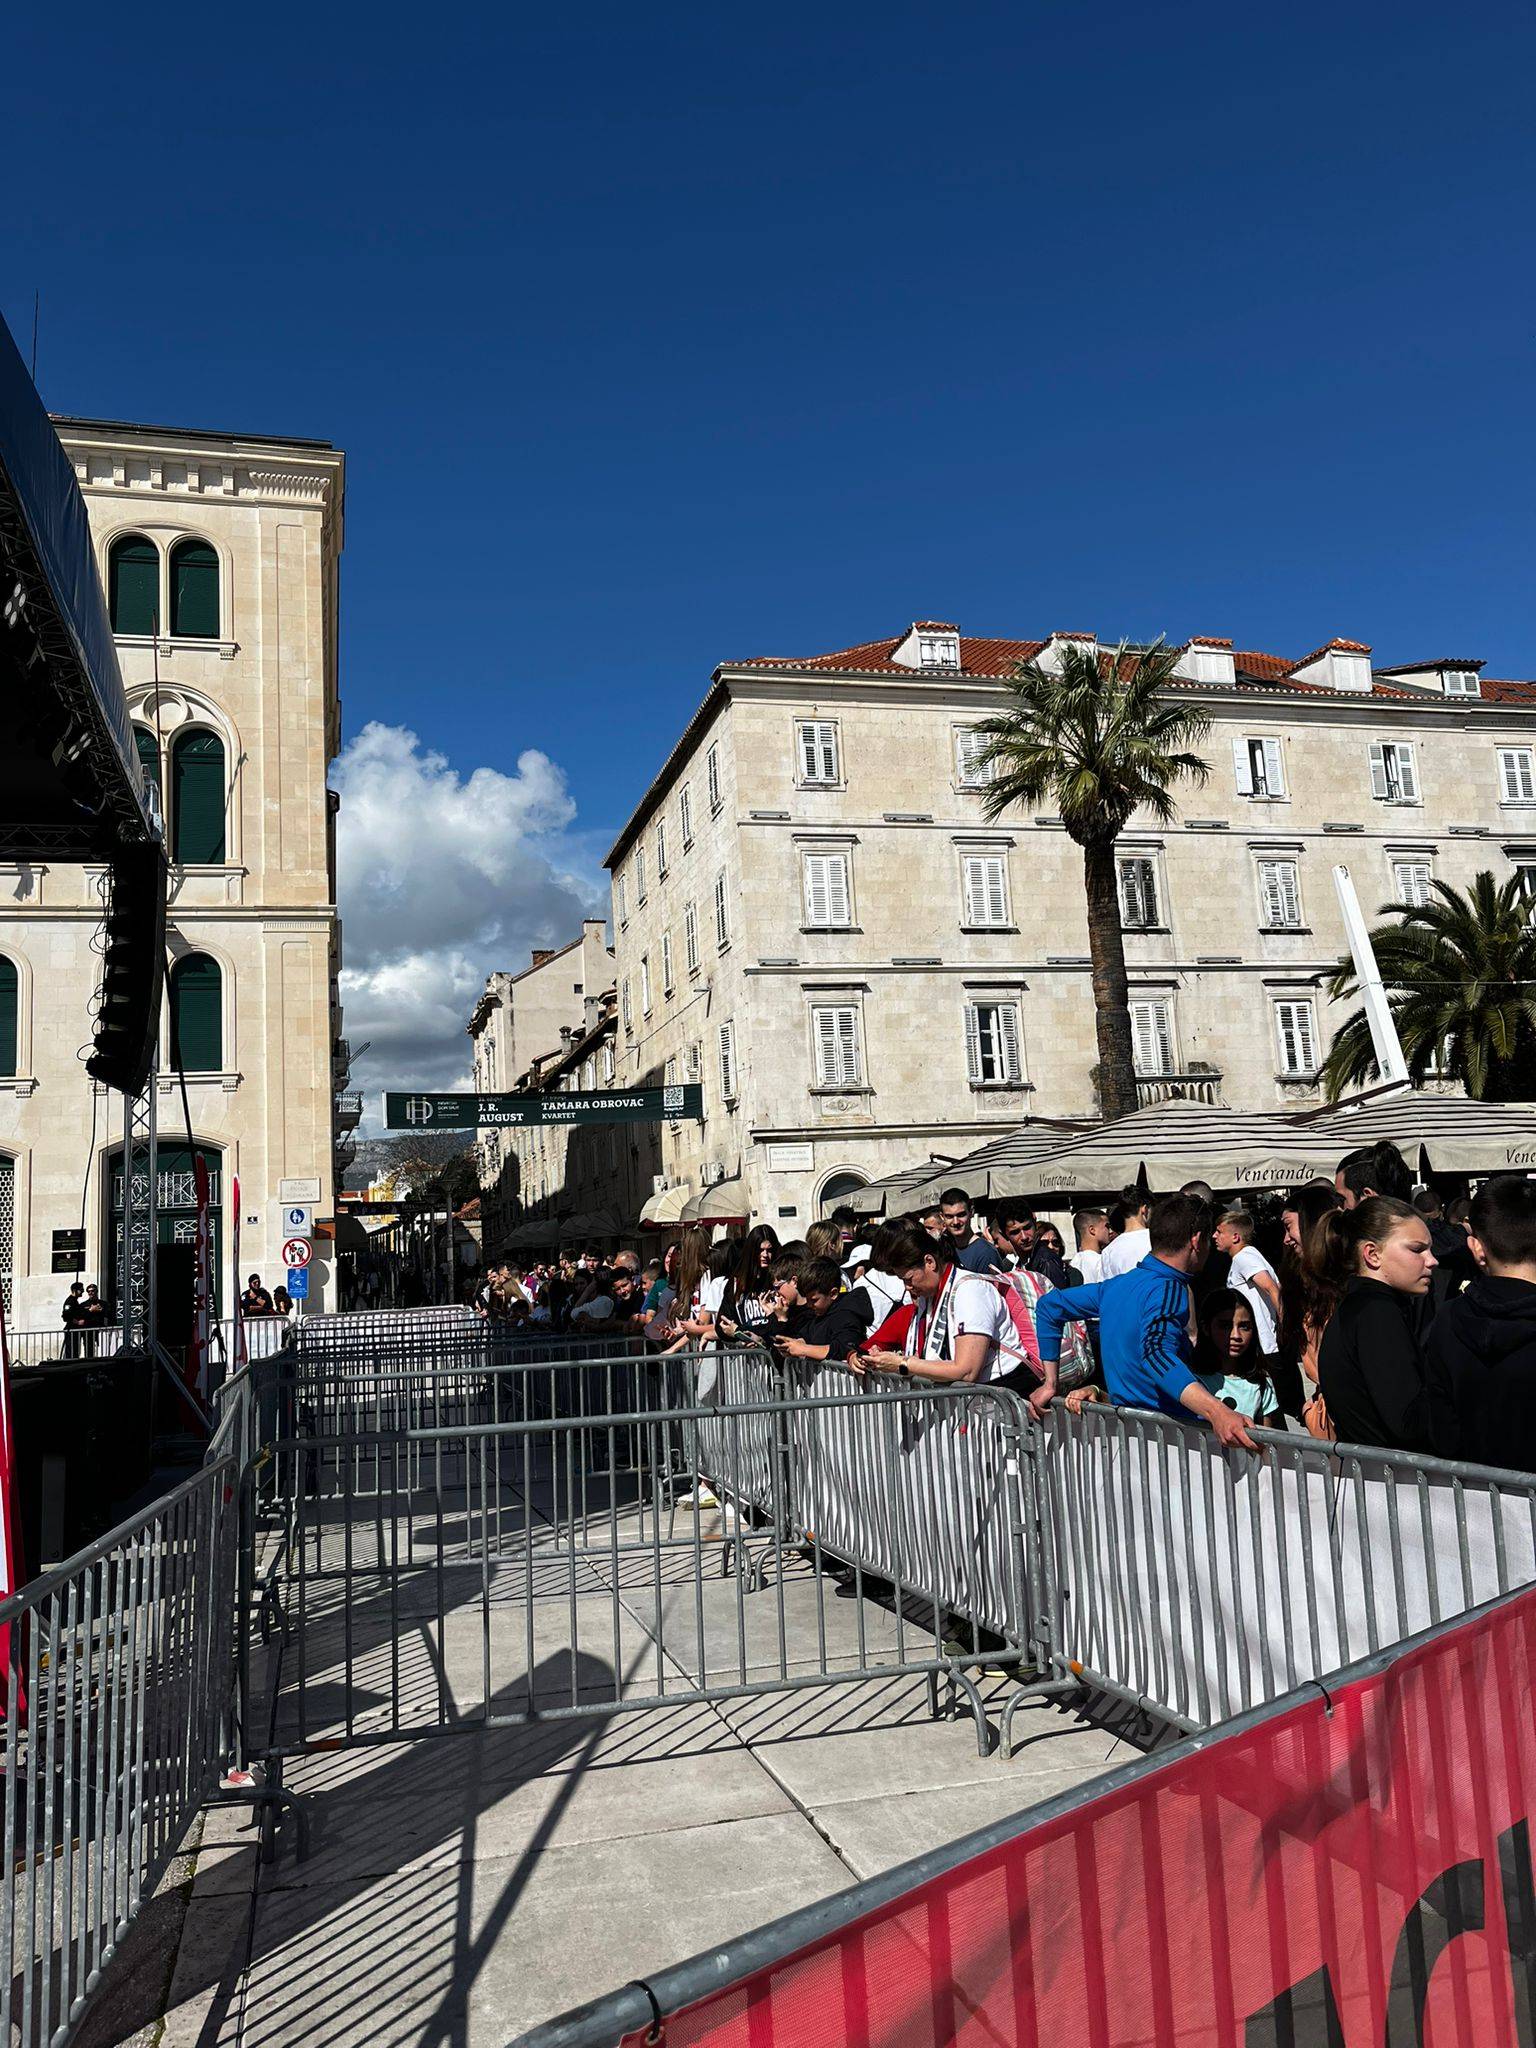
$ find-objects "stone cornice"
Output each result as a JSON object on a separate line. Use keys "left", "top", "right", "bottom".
{"left": 57, "top": 429, "right": 343, "bottom": 517}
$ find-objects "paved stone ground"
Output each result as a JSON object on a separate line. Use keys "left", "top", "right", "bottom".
{"left": 74, "top": 1471, "right": 1153, "bottom": 2045}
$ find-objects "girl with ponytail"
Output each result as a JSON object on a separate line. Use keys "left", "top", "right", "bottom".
{"left": 1314, "top": 1197, "right": 1436, "bottom": 1452}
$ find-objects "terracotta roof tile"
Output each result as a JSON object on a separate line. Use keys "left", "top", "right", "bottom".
{"left": 1376, "top": 658, "right": 1485, "bottom": 676}
{"left": 733, "top": 634, "right": 1046, "bottom": 679}
{"left": 1284, "top": 638, "right": 1373, "bottom": 674}
{"left": 1482, "top": 679, "right": 1536, "bottom": 703}
{"left": 1232, "top": 650, "right": 1295, "bottom": 681}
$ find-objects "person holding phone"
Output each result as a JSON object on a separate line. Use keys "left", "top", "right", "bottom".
{"left": 772, "top": 1259, "right": 873, "bottom": 1364}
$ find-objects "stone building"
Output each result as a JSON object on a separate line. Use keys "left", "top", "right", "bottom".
{"left": 603, "top": 620, "right": 1536, "bottom": 1229}
{"left": 467, "top": 921, "right": 615, "bottom": 1250}
{"left": 0, "top": 415, "right": 347, "bottom": 1327}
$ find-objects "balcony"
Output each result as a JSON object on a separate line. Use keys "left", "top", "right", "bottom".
{"left": 1135, "top": 1070, "right": 1226, "bottom": 1108}
{"left": 332, "top": 1037, "right": 351, "bottom": 1083}
{"left": 336, "top": 1091, "right": 363, "bottom": 1130}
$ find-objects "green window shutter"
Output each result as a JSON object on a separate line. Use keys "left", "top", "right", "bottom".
{"left": 108, "top": 536, "right": 158, "bottom": 635}
{"left": 169, "top": 541, "right": 219, "bottom": 638}
{"left": 171, "top": 731, "right": 226, "bottom": 863}
{"left": 0, "top": 958, "right": 16, "bottom": 1077}
{"left": 169, "top": 954, "right": 222, "bottom": 1072}
{"left": 134, "top": 727, "right": 162, "bottom": 807}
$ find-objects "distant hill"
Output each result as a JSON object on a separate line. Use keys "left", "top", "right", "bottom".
{"left": 344, "top": 1132, "right": 480, "bottom": 1199}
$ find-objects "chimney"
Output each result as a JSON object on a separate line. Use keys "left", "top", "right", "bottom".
{"left": 1174, "top": 637, "right": 1237, "bottom": 687}
{"left": 1287, "top": 639, "right": 1373, "bottom": 694}
{"left": 1035, "top": 630, "right": 1098, "bottom": 675}
{"left": 583, "top": 994, "right": 605, "bottom": 1034}
{"left": 530, "top": 948, "right": 555, "bottom": 968}
{"left": 558, "top": 1025, "right": 575, "bottom": 1049}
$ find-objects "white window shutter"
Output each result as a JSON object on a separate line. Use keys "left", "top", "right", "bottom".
{"left": 1262, "top": 740, "right": 1284, "bottom": 795}
{"left": 804, "top": 856, "right": 828, "bottom": 925}
{"left": 1369, "top": 743, "right": 1389, "bottom": 799}
{"left": 1130, "top": 1003, "right": 1154, "bottom": 1074}
{"left": 964, "top": 1004, "right": 982, "bottom": 1082}
{"left": 827, "top": 854, "right": 850, "bottom": 925}
{"left": 1298, "top": 1004, "right": 1317, "bottom": 1069}
{"left": 814, "top": 1008, "right": 838, "bottom": 1085}
{"left": 1233, "top": 738, "right": 1254, "bottom": 795}
{"left": 1396, "top": 745, "right": 1419, "bottom": 800}
{"left": 962, "top": 858, "right": 981, "bottom": 924}
{"left": 837, "top": 1007, "right": 860, "bottom": 1084}
{"left": 999, "top": 1004, "right": 1022, "bottom": 1083}
{"left": 821, "top": 725, "right": 839, "bottom": 781}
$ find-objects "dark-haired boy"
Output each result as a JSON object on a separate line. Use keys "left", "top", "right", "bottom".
{"left": 774, "top": 1257, "right": 872, "bottom": 1363}
{"left": 1426, "top": 1175, "right": 1536, "bottom": 1472}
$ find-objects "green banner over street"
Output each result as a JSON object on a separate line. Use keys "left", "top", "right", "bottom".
{"left": 383, "top": 1085, "right": 704, "bottom": 1130}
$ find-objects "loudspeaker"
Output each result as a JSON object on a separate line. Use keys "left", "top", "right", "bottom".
{"left": 86, "top": 840, "right": 167, "bottom": 1096}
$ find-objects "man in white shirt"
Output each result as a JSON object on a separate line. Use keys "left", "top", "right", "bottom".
{"left": 1099, "top": 1195, "right": 1152, "bottom": 1282}
{"left": 1071, "top": 1209, "right": 1111, "bottom": 1285}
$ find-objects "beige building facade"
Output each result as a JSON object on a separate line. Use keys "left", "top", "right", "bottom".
{"left": 603, "top": 621, "right": 1536, "bottom": 1229}
{"left": 467, "top": 921, "right": 615, "bottom": 1250}
{"left": 0, "top": 416, "right": 346, "bottom": 1328}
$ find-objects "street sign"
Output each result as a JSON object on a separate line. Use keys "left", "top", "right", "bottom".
{"left": 278, "top": 1177, "right": 321, "bottom": 1204}
{"left": 51, "top": 1228, "right": 86, "bottom": 1274}
{"left": 383, "top": 1084, "right": 704, "bottom": 1130}
{"left": 278, "top": 1203, "right": 313, "bottom": 1236}
{"left": 282, "top": 1238, "right": 313, "bottom": 1269}
{"left": 286, "top": 1267, "right": 310, "bottom": 1301}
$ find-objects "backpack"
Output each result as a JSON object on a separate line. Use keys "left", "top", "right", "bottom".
{"left": 989, "top": 1269, "right": 1094, "bottom": 1391}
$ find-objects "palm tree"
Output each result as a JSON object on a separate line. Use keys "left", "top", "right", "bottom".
{"left": 1321, "top": 870, "right": 1536, "bottom": 1101}
{"left": 973, "top": 639, "right": 1211, "bottom": 1119}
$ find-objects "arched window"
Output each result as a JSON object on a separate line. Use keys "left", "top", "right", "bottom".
{"left": 817, "top": 1170, "right": 868, "bottom": 1213}
{"left": 170, "top": 730, "right": 226, "bottom": 864}
{"left": 168, "top": 954, "right": 222, "bottom": 1072}
{"left": 134, "top": 727, "right": 161, "bottom": 808}
{"left": 0, "top": 957, "right": 16, "bottom": 1077}
{"left": 107, "top": 535, "right": 158, "bottom": 635}
{"left": 169, "top": 539, "right": 219, "bottom": 639}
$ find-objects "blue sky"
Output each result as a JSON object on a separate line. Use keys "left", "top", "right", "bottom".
{"left": 6, "top": 0, "right": 1534, "bottom": 1092}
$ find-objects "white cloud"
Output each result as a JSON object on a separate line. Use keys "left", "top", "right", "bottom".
{"left": 333, "top": 723, "right": 607, "bottom": 1118}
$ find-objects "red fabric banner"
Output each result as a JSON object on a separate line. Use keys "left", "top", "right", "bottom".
{"left": 629, "top": 1587, "right": 1536, "bottom": 2046}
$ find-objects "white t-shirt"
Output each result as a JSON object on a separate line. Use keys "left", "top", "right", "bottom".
{"left": 1073, "top": 1247, "right": 1104, "bottom": 1285}
{"left": 1227, "top": 1244, "right": 1280, "bottom": 1354}
{"left": 571, "top": 1294, "right": 615, "bottom": 1324}
{"left": 1099, "top": 1228, "right": 1150, "bottom": 1281}
{"left": 860, "top": 1268, "right": 906, "bottom": 1318}
{"left": 947, "top": 1273, "right": 1014, "bottom": 1383}
{"left": 698, "top": 1275, "right": 729, "bottom": 1316}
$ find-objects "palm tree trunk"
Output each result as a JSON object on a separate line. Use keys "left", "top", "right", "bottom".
{"left": 1083, "top": 840, "right": 1139, "bottom": 1119}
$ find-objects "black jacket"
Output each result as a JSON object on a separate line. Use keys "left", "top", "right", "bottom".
{"left": 1317, "top": 1277, "right": 1433, "bottom": 1453}
{"left": 1425, "top": 1274, "right": 1536, "bottom": 1474}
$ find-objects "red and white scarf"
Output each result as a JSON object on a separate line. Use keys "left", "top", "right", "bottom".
{"left": 907, "top": 1264, "right": 960, "bottom": 1362}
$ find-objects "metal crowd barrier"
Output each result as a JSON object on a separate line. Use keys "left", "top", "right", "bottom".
{"left": 1038, "top": 1400, "right": 1536, "bottom": 1738}
{"left": 258, "top": 1345, "right": 1038, "bottom": 1760}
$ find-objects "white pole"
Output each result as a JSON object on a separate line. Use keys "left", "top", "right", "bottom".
{"left": 1332, "top": 864, "right": 1410, "bottom": 1086}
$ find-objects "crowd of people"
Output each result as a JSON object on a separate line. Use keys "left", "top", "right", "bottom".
{"left": 468, "top": 1145, "right": 1536, "bottom": 1474}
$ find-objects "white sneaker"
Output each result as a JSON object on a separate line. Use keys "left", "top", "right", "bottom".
{"left": 677, "top": 1483, "right": 719, "bottom": 1508}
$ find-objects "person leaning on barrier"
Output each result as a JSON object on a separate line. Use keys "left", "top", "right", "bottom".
{"left": 853, "top": 1226, "right": 1014, "bottom": 1386}
{"left": 1033, "top": 1194, "right": 1260, "bottom": 1449}
{"left": 1313, "top": 1197, "right": 1436, "bottom": 1453}
{"left": 1426, "top": 1175, "right": 1536, "bottom": 1473}
{"left": 774, "top": 1259, "right": 873, "bottom": 1363}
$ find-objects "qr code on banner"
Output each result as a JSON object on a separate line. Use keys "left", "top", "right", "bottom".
{"left": 663, "top": 1086, "right": 684, "bottom": 1115}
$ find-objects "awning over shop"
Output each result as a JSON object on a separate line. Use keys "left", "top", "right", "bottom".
{"left": 680, "top": 1178, "right": 749, "bottom": 1224}
{"left": 639, "top": 1183, "right": 692, "bottom": 1227}
{"left": 839, "top": 1159, "right": 956, "bottom": 1218}
{"left": 916, "top": 1091, "right": 1536, "bottom": 1203}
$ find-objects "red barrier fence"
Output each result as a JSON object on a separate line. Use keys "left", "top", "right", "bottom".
{"left": 527, "top": 1583, "right": 1536, "bottom": 2048}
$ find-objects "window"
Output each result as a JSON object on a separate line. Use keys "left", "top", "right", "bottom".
{"left": 707, "top": 743, "right": 722, "bottom": 812}
{"left": 680, "top": 782, "right": 694, "bottom": 847}
{"left": 603, "top": 1042, "right": 615, "bottom": 1082}
{"left": 1514, "top": 863, "right": 1536, "bottom": 907}
{"left": 1500, "top": 748, "right": 1536, "bottom": 803}
{"left": 168, "top": 539, "right": 219, "bottom": 639}
{"left": 615, "top": 871, "right": 628, "bottom": 927}
{"left": 1129, "top": 998, "right": 1174, "bottom": 1077}
{"left": 1274, "top": 1000, "right": 1319, "bottom": 1077}
{"left": 134, "top": 726, "right": 162, "bottom": 808}
{"left": 955, "top": 728, "right": 995, "bottom": 789}
{"left": 802, "top": 851, "right": 852, "bottom": 928}
{"left": 664, "top": 1054, "right": 678, "bottom": 1106}
{"left": 1369, "top": 742, "right": 1419, "bottom": 803}
{"left": 718, "top": 1020, "right": 737, "bottom": 1100}
{"left": 1446, "top": 670, "right": 1481, "bottom": 697}
{"left": 796, "top": 720, "right": 840, "bottom": 785}
{"left": 1393, "top": 860, "right": 1432, "bottom": 909}
{"left": 961, "top": 853, "right": 1009, "bottom": 928}
{"left": 107, "top": 534, "right": 158, "bottom": 635}
{"left": 170, "top": 730, "right": 226, "bottom": 864}
{"left": 168, "top": 953, "right": 222, "bottom": 1072}
{"left": 686, "top": 1040, "right": 702, "bottom": 1083}
{"left": 621, "top": 979, "right": 632, "bottom": 1034}
{"left": 965, "top": 1000, "right": 1023, "bottom": 1086}
{"left": 714, "top": 871, "right": 729, "bottom": 948}
{"left": 639, "top": 954, "right": 652, "bottom": 1014}
{"left": 1258, "top": 858, "right": 1302, "bottom": 929}
{"left": 635, "top": 843, "right": 647, "bottom": 905}
{"left": 811, "top": 1003, "right": 863, "bottom": 1088}
{"left": 919, "top": 632, "right": 960, "bottom": 669}
{"left": 656, "top": 817, "right": 668, "bottom": 875}
{"left": 1117, "top": 856, "right": 1160, "bottom": 929}
{"left": 661, "top": 930, "right": 674, "bottom": 993}
{"left": 1233, "top": 737, "right": 1285, "bottom": 799}
{"left": 0, "top": 956, "right": 16, "bottom": 1077}
{"left": 684, "top": 900, "right": 700, "bottom": 974}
